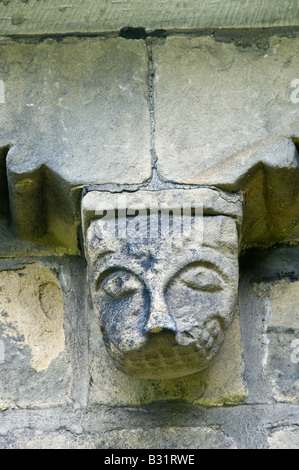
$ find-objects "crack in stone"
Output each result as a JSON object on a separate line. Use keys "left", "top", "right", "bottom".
{"left": 146, "top": 40, "right": 158, "bottom": 175}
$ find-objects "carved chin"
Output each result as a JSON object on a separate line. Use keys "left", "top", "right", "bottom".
{"left": 105, "top": 321, "right": 224, "bottom": 380}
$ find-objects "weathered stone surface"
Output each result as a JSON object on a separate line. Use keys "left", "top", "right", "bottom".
{"left": 90, "top": 302, "right": 245, "bottom": 406}
{"left": 2, "top": 402, "right": 299, "bottom": 449}
{"left": 153, "top": 36, "right": 299, "bottom": 247}
{"left": 268, "top": 427, "right": 299, "bottom": 449}
{"left": 96, "top": 426, "right": 238, "bottom": 449}
{"left": 0, "top": 263, "right": 70, "bottom": 409}
{"left": 0, "top": 429, "right": 95, "bottom": 450}
{"left": 2, "top": 37, "right": 150, "bottom": 184}
{"left": 0, "top": 424, "right": 237, "bottom": 450}
{"left": 88, "top": 295, "right": 245, "bottom": 406}
{"left": 0, "top": 1, "right": 299, "bottom": 35}
{"left": 84, "top": 188, "right": 245, "bottom": 403}
{"left": 84, "top": 188, "right": 240, "bottom": 382}
{"left": 0, "top": 215, "right": 73, "bottom": 257}
{"left": 265, "top": 280, "right": 299, "bottom": 329}
{"left": 154, "top": 36, "right": 299, "bottom": 184}
{"left": 194, "top": 312, "right": 246, "bottom": 406}
{"left": 0, "top": 37, "right": 151, "bottom": 252}
{"left": 265, "top": 332, "right": 299, "bottom": 402}
{"left": 81, "top": 188, "right": 243, "bottom": 242}
{"left": 254, "top": 280, "right": 299, "bottom": 403}
{"left": 87, "top": 215, "right": 239, "bottom": 380}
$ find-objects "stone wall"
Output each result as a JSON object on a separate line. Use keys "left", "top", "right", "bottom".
{"left": 0, "top": 29, "right": 299, "bottom": 449}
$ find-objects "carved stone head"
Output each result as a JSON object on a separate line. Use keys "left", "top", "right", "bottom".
{"left": 82, "top": 189, "right": 242, "bottom": 380}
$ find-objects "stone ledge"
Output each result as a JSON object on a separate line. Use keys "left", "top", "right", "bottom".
{"left": 0, "top": 1, "right": 299, "bottom": 35}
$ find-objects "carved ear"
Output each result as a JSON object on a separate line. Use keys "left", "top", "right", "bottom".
{"left": 189, "top": 137, "right": 299, "bottom": 250}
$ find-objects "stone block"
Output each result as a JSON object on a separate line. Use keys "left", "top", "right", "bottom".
{"left": 265, "top": 280, "right": 299, "bottom": 329}
{"left": 268, "top": 427, "right": 299, "bottom": 449}
{"left": 1, "top": 37, "right": 150, "bottom": 185}
{"left": 0, "top": 425, "right": 237, "bottom": 450}
{"left": 0, "top": 430, "right": 94, "bottom": 450}
{"left": 96, "top": 426, "right": 238, "bottom": 449}
{"left": 153, "top": 35, "right": 299, "bottom": 247}
{"left": 0, "top": 37, "right": 151, "bottom": 251}
{"left": 0, "top": 263, "right": 70, "bottom": 409}
{"left": 0, "top": 1, "right": 299, "bottom": 35}
{"left": 154, "top": 35, "right": 299, "bottom": 185}
{"left": 254, "top": 280, "right": 299, "bottom": 403}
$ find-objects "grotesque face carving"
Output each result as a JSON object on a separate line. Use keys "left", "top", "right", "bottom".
{"left": 86, "top": 214, "right": 239, "bottom": 380}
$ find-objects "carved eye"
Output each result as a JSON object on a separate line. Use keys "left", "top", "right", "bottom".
{"left": 100, "top": 271, "right": 143, "bottom": 299}
{"left": 178, "top": 265, "right": 223, "bottom": 292}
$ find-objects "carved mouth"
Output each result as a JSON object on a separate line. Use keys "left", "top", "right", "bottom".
{"left": 106, "top": 326, "right": 222, "bottom": 380}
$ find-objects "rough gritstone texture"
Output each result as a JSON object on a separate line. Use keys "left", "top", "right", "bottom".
{"left": 239, "top": 245, "right": 299, "bottom": 409}
{"left": 0, "top": 403, "right": 299, "bottom": 449}
{"left": 0, "top": 244, "right": 298, "bottom": 447}
{"left": 86, "top": 209, "right": 245, "bottom": 404}
{"left": 268, "top": 427, "right": 299, "bottom": 449}
{"left": 1, "top": 34, "right": 299, "bottom": 253}
{"left": 0, "top": 1, "right": 299, "bottom": 34}
{"left": 88, "top": 302, "right": 245, "bottom": 406}
{"left": 0, "top": 27, "right": 297, "bottom": 450}
{"left": 81, "top": 188, "right": 243, "bottom": 243}
{"left": 0, "top": 37, "right": 151, "bottom": 253}
{"left": 2, "top": 37, "right": 150, "bottom": 185}
{"left": 153, "top": 35, "right": 299, "bottom": 185}
{"left": 254, "top": 279, "right": 299, "bottom": 403}
{"left": 153, "top": 35, "right": 299, "bottom": 247}
{"left": 95, "top": 426, "right": 238, "bottom": 449}
{"left": 0, "top": 425, "right": 237, "bottom": 449}
{"left": 0, "top": 263, "right": 71, "bottom": 409}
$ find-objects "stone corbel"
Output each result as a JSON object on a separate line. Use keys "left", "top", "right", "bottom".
{"left": 82, "top": 188, "right": 243, "bottom": 379}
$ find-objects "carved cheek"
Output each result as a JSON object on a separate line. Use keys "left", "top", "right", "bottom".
{"left": 166, "top": 286, "right": 225, "bottom": 329}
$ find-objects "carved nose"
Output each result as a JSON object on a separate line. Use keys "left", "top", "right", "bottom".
{"left": 145, "top": 310, "right": 177, "bottom": 334}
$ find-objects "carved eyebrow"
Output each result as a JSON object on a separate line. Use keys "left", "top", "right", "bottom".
{"left": 93, "top": 250, "right": 115, "bottom": 264}
{"left": 89, "top": 250, "right": 116, "bottom": 275}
